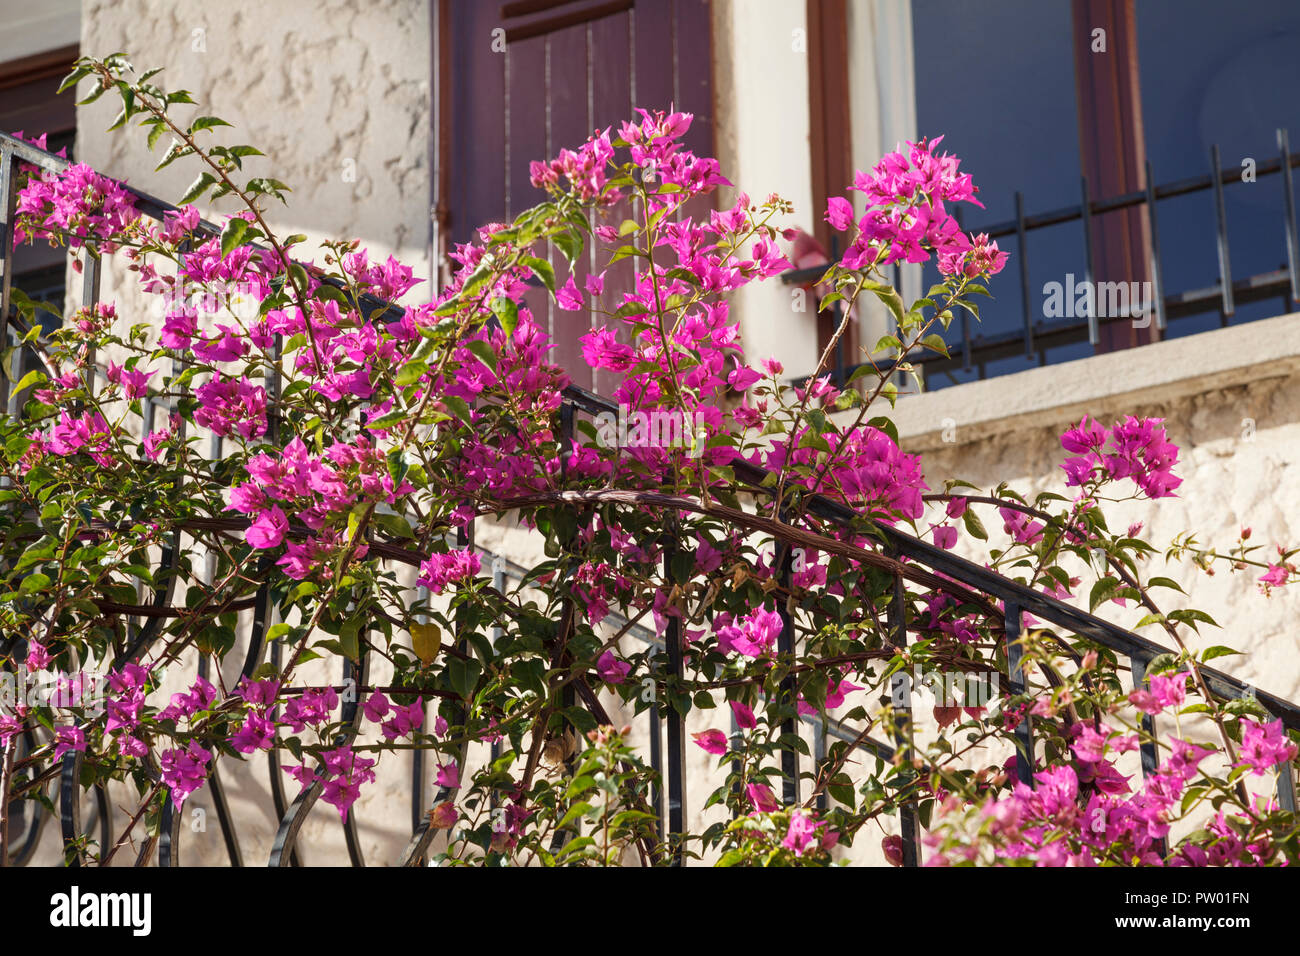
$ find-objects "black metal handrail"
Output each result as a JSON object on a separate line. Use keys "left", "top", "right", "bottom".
{"left": 2, "top": 131, "right": 1296, "bottom": 868}
{"left": 783, "top": 130, "right": 1300, "bottom": 388}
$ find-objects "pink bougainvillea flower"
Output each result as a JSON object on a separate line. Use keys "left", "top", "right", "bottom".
{"left": 782, "top": 809, "right": 821, "bottom": 856}
{"left": 229, "top": 712, "right": 277, "bottom": 754}
{"left": 435, "top": 762, "right": 460, "bottom": 789}
{"left": 159, "top": 741, "right": 213, "bottom": 808}
{"left": 882, "top": 834, "right": 905, "bottom": 867}
{"left": 1259, "top": 563, "right": 1291, "bottom": 595}
{"left": 932, "top": 524, "right": 958, "bottom": 550}
{"left": 556, "top": 275, "right": 583, "bottom": 311}
{"left": 729, "top": 699, "right": 756, "bottom": 730}
{"left": 428, "top": 801, "right": 458, "bottom": 829}
{"left": 417, "top": 548, "right": 481, "bottom": 594}
{"left": 746, "top": 782, "right": 780, "bottom": 813}
{"left": 245, "top": 505, "right": 289, "bottom": 549}
{"left": 1236, "top": 718, "right": 1298, "bottom": 776}
{"left": 53, "top": 725, "right": 85, "bottom": 761}
{"left": 824, "top": 196, "right": 854, "bottom": 232}
{"left": 596, "top": 650, "right": 631, "bottom": 685}
{"left": 692, "top": 729, "right": 728, "bottom": 756}
{"left": 363, "top": 691, "right": 392, "bottom": 724}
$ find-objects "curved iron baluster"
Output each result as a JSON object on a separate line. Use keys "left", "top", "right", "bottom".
{"left": 269, "top": 648, "right": 370, "bottom": 866}
{"left": 339, "top": 652, "right": 368, "bottom": 867}
{"left": 92, "top": 784, "right": 110, "bottom": 864}
{"left": 111, "top": 531, "right": 181, "bottom": 669}
{"left": 7, "top": 726, "right": 50, "bottom": 866}
{"left": 58, "top": 751, "right": 82, "bottom": 866}
{"left": 265, "top": 638, "right": 299, "bottom": 866}
{"left": 157, "top": 791, "right": 184, "bottom": 867}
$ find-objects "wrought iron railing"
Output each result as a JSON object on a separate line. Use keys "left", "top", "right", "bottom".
{"left": 2, "top": 131, "right": 1297, "bottom": 867}
{"left": 783, "top": 129, "right": 1300, "bottom": 389}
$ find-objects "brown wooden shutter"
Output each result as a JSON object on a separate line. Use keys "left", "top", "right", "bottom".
{"left": 806, "top": 0, "right": 856, "bottom": 374}
{"left": 440, "top": 0, "right": 715, "bottom": 393}
{"left": 1071, "top": 0, "right": 1158, "bottom": 352}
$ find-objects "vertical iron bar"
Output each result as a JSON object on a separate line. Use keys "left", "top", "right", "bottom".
{"left": 886, "top": 554, "right": 918, "bottom": 866}
{"left": 1277, "top": 756, "right": 1298, "bottom": 813}
{"left": 412, "top": 583, "right": 430, "bottom": 831}
{"left": 1210, "top": 144, "right": 1235, "bottom": 319}
{"left": 81, "top": 252, "right": 102, "bottom": 396}
{"left": 663, "top": 551, "right": 686, "bottom": 865}
{"left": 776, "top": 538, "right": 799, "bottom": 806}
{"left": 1015, "top": 190, "right": 1034, "bottom": 357}
{"left": 0, "top": 149, "right": 19, "bottom": 412}
{"left": 649, "top": 688, "right": 663, "bottom": 842}
{"left": 1128, "top": 653, "right": 1166, "bottom": 857}
{"left": 1080, "top": 177, "right": 1099, "bottom": 346}
{"left": 1128, "top": 654, "right": 1160, "bottom": 781}
{"left": 488, "top": 563, "right": 503, "bottom": 811}
{"left": 1003, "top": 602, "right": 1033, "bottom": 785}
{"left": 813, "top": 717, "right": 827, "bottom": 812}
{"left": 1279, "top": 129, "right": 1300, "bottom": 305}
{"left": 1143, "top": 161, "right": 1167, "bottom": 332}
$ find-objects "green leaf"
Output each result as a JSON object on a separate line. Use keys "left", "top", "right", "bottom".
{"left": 1146, "top": 576, "right": 1185, "bottom": 594}
{"left": 220, "top": 218, "right": 249, "bottom": 258}
{"left": 20, "top": 572, "right": 52, "bottom": 594}
{"left": 178, "top": 172, "right": 217, "bottom": 205}
{"left": 522, "top": 256, "right": 556, "bottom": 294}
{"left": 490, "top": 297, "right": 518, "bottom": 337}
{"left": 442, "top": 395, "right": 473, "bottom": 425}
{"left": 466, "top": 340, "right": 497, "bottom": 372}
{"left": 394, "top": 360, "right": 428, "bottom": 387}
{"left": 962, "top": 509, "right": 988, "bottom": 541}
{"left": 920, "top": 334, "right": 950, "bottom": 357}
{"left": 1167, "top": 608, "right": 1220, "bottom": 632}
{"left": 1088, "top": 576, "right": 1122, "bottom": 612}
{"left": 863, "top": 281, "right": 905, "bottom": 327}
{"left": 189, "top": 115, "right": 233, "bottom": 134}
{"left": 372, "top": 511, "right": 414, "bottom": 539}
{"left": 10, "top": 368, "right": 46, "bottom": 401}
{"left": 448, "top": 657, "right": 482, "bottom": 699}
{"left": 364, "top": 410, "right": 407, "bottom": 431}
{"left": 1200, "top": 645, "right": 1241, "bottom": 663}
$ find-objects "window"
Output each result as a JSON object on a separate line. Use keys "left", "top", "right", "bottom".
{"left": 911, "top": 0, "right": 1300, "bottom": 389}
{"left": 437, "top": 0, "right": 715, "bottom": 393}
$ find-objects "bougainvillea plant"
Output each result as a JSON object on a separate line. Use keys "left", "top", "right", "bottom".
{"left": 0, "top": 53, "right": 1297, "bottom": 867}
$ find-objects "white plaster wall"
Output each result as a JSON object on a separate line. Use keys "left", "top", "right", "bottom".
{"left": 73, "top": 0, "right": 432, "bottom": 287}
{"left": 712, "top": 0, "right": 819, "bottom": 378}
{"left": 0, "top": 0, "right": 79, "bottom": 63}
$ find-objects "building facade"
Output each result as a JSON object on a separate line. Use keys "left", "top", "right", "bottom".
{"left": 4, "top": 0, "right": 1299, "bottom": 865}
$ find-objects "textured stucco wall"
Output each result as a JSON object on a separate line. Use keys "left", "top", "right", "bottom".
{"left": 906, "top": 361, "right": 1300, "bottom": 711}
{"left": 74, "top": 0, "right": 431, "bottom": 277}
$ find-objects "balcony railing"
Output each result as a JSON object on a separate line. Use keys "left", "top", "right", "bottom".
{"left": 783, "top": 129, "right": 1300, "bottom": 389}
{"left": 2, "top": 131, "right": 1298, "bottom": 867}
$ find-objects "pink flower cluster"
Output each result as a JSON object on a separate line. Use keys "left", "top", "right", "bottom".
{"left": 45, "top": 411, "right": 114, "bottom": 468}
{"left": 825, "top": 137, "right": 999, "bottom": 277}
{"left": 932, "top": 708, "right": 1296, "bottom": 866}
{"left": 285, "top": 744, "right": 377, "bottom": 821}
{"left": 159, "top": 741, "right": 213, "bottom": 808}
{"left": 1060, "top": 415, "right": 1182, "bottom": 499}
{"left": 716, "top": 607, "right": 783, "bottom": 659}
{"left": 227, "top": 435, "right": 413, "bottom": 579}
{"left": 15, "top": 162, "right": 138, "bottom": 251}
{"left": 417, "top": 548, "right": 481, "bottom": 594}
{"left": 363, "top": 692, "right": 430, "bottom": 741}
{"left": 194, "top": 378, "right": 269, "bottom": 440}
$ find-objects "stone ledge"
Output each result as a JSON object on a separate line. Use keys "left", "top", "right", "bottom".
{"left": 889, "top": 311, "right": 1300, "bottom": 451}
